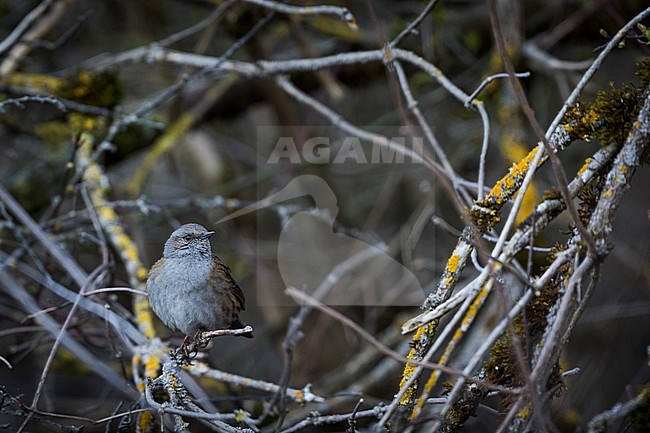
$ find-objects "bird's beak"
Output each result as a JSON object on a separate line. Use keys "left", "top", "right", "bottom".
{"left": 200, "top": 231, "right": 215, "bottom": 240}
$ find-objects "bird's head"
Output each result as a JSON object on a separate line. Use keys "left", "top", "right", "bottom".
{"left": 163, "top": 223, "right": 214, "bottom": 259}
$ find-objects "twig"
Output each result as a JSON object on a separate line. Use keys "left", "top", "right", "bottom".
{"left": 392, "top": 61, "right": 469, "bottom": 204}
{"left": 286, "top": 287, "right": 518, "bottom": 394}
{"left": 26, "top": 9, "right": 94, "bottom": 51}
{"left": 388, "top": 8, "right": 650, "bottom": 422}
{"left": 144, "top": 384, "right": 249, "bottom": 424}
{"left": 401, "top": 145, "right": 546, "bottom": 333}
{"left": 487, "top": 0, "right": 598, "bottom": 258}
{"left": 494, "top": 89, "right": 650, "bottom": 432}
{"left": 389, "top": 0, "right": 439, "bottom": 47}
{"left": 188, "top": 361, "right": 323, "bottom": 403}
{"left": 275, "top": 75, "right": 433, "bottom": 168}
{"left": 0, "top": 0, "right": 53, "bottom": 55}
{"left": 346, "top": 398, "right": 364, "bottom": 433}
{"left": 156, "top": 0, "right": 235, "bottom": 47}
{"left": 103, "top": 401, "right": 123, "bottom": 433}
{"left": 0, "top": 83, "right": 164, "bottom": 129}
{"left": 465, "top": 72, "right": 531, "bottom": 106}
{"left": 74, "top": 132, "right": 157, "bottom": 349}
{"left": 174, "top": 326, "right": 254, "bottom": 363}
{"left": 0, "top": 0, "right": 70, "bottom": 76}
{"left": 280, "top": 405, "right": 386, "bottom": 433}
{"left": 523, "top": 41, "right": 593, "bottom": 71}
{"left": 0, "top": 355, "right": 13, "bottom": 369}
{"left": 587, "top": 392, "right": 646, "bottom": 433}
{"left": 84, "top": 287, "right": 148, "bottom": 296}
{"left": 0, "top": 183, "right": 88, "bottom": 286}
{"left": 0, "top": 94, "right": 66, "bottom": 112}
{"left": 432, "top": 289, "right": 534, "bottom": 428}
{"left": 241, "top": 0, "right": 357, "bottom": 29}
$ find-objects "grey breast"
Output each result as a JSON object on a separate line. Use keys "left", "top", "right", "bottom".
{"left": 148, "top": 256, "right": 221, "bottom": 335}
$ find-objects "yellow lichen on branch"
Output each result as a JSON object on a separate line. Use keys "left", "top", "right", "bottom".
{"left": 410, "top": 278, "right": 493, "bottom": 420}
{"left": 7, "top": 72, "right": 64, "bottom": 94}
{"left": 397, "top": 238, "right": 475, "bottom": 411}
{"left": 74, "top": 126, "right": 159, "bottom": 380}
{"left": 478, "top": 145, "right": 543, "bottom": 211}
{"left": 501, "top": 132, "right": 540, "bottom": 224}
{"left": 397, "top": 325, "right": 431, "bottom": 407}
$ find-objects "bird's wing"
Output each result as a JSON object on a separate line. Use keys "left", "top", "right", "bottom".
{"left": 213, "top": 255, "right": 246, "bottom": 311}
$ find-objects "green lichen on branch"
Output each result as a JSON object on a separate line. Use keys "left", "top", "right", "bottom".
{"left": 562, "top": 83, "right": 643, "bottom": 145}
{"left": 562, "top": 59, "right": 650, "bottom": 146}
{"left": 469, "top": 205, "right": 500, "bottom": 233}
{"left": 541, "top": 188, "right": 562, "bottom": 202}
{"left": 575, "top": 138, "right": 618, "bottom": 227}
{"left": 481, "top": 248, "right": 569, "bottom": 409}
{"left": 635, "top": 57, "right": 650, "bottom": 86}
{"left": 577, "top": 183, "right": 601, "bottom": 227}
{"left": 8, "top": 69, "right": 123, "bottom": 108}
{"left": 439, "top": 382, "right": 488, "bottom": 433}
{"left": 59, "top": 70, "right": 123, "bottom": 108}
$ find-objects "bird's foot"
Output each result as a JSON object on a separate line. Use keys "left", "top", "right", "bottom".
{"left": 194, "top": 329, "right": 211, "bottom": 349}
{"left": 170, "top": 335, "right": 199, "bottom": 365}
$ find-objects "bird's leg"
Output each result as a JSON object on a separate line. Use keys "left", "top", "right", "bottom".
{"left": 177, "top": 335, "right": 192, "bottom": 359}
{"left": 181, "top": 334, "right": 190, "bottom": 348}
{"left": 169, "top": 335, "right": 194, "bottom": 365}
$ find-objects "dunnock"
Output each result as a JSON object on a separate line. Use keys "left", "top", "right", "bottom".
{"left": 147, "top": 223, "right": 253, "bottom": 340}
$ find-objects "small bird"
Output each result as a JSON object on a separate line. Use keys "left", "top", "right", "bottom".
{"left": 147, "top": 223, "right": 253, "bottom": 343}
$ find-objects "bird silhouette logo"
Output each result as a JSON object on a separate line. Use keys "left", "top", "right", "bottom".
{"left": 217, "top": 175, "right": 424, "bottom": 306}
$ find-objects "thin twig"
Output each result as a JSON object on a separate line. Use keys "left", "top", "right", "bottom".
{"left": 389, "top": 0, "right": 439, "bottom": 47}
{"left": 26, "top": 9, "right": 94, "bottom": 51}
{"left": 241, "top": 0, "right": 357, "bottom": 29}
{"left": 0, "top": 355, "right": 13, "bottom": 369}
{"left": 84, "top": 287, "right": 148, "bottom": 296}
{"left": 465, "top": 71, "right": 531, "bottom": 106}
{"left": 188, "top": 361, "right": 323, "bottom": 403}
{"left": 587, "top": 392, "right": 646, "bottom": 433}
{"left": 346, "top": 398, "right": 364, "bottom": 433}
{"left": 0, "top": 0, "right": 53, "bottom": 55}
{"left": 487, "top": 0, "right": 598, "bottom": 258}
{"left": 0, "top": 94, "right": 66, "bottom": 112}
{"left": 286, "top": 287, "right": 519, "bottom": 394}
{"left": 280, "top": 405, "right": 386, "bottom": 433}
{"left": 156, "top": 0, "right": 235, "bottom": 47}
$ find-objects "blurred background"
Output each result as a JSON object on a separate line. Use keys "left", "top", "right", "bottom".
{"left": 0, "top": 1, "right": 648, "bottom": 432}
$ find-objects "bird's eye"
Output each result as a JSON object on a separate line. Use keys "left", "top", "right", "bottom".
{"left": 183, "top": 235, "right": 192, "bottom": 241}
